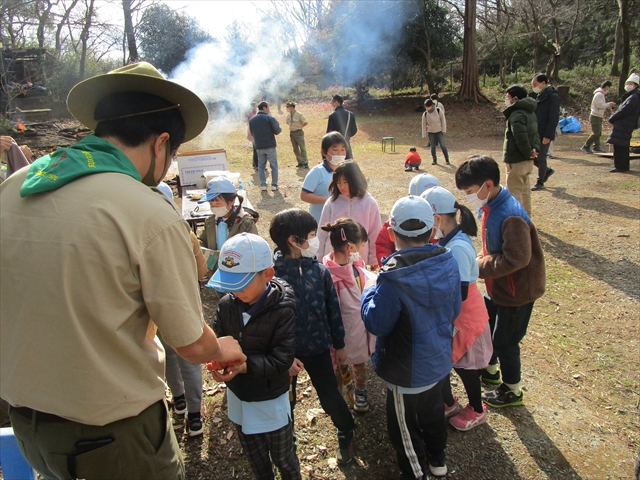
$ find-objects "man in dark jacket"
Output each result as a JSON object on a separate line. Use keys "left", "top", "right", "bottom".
{"left": 531, "top": 73, "right": 560, "bottom": 191}
{"left": 327, "top": 95, "right": 357, "bottom": 159}
{"left": 503, "top": 85, "right": 540, "bottom": 215}
{"left": 608, "top": 73, "right": 640, "bottom": 173}
{"left": 249, "top": 101, "right": 282, "bottom": 192}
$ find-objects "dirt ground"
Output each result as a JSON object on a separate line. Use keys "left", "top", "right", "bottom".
{"left": 14, "top": 96, "right": 640, "bottom": 479}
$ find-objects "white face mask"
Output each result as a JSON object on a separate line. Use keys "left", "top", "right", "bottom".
{"left": 296, "top": 236, "right": 320, "bottom": 258}
{"left": 624, "top": 84, "right": 636, "bottom": 92}
{"left": 434, "top": 223, "right": 445, "bottom": 239}
{"left": 348, "top": 251, "right": 361, "bottom": 263}
{"left": 329, "top": 155, "right": 346, "bottom": 166}
{"left": 211, "top": 205, "right": 230, "bottom": 217}
{"left": 532, "top": 85, "right": 542, "bottom": 94}
{"left": 466, "top": 182, "right": 489, "bottom": 210}
{"left": 505, "top": 97, "right": 514, "bottom": 107}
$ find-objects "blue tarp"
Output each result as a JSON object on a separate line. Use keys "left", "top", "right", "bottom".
{"left": 559, "top": 116, "right": 582, "bottom": 133}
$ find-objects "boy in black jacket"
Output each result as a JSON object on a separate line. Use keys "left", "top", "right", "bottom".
{"left": 208, "top": 233, "right": 301, "bottom": 480}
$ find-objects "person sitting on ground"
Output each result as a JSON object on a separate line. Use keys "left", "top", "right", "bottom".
{"left": 581, "top": 81, "right": 616, "bottom": 154}
{"left": 404, "top": 147, "right": 422, "bottom": 171}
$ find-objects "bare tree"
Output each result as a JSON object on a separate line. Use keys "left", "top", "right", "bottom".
{"left": 478, "top": 0, "right": 515, "bottom": 87}
{"left": 55, "top": 0, "right": 81, "bottom": 56}
{"left": 616, "top": 0, "right": 631, "bottom": 95}
{"left": 268, "top": 0, "right": 330, "bottom": 46}
{"left": 78, "top": 0, "right": 96, "bottom": 80}
{"left": 122, "top": 0, "right": 138, "bottom": 63}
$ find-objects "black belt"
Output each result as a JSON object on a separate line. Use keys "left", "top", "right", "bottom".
{"left": 11, "top": 406, "right": 71, "bottom": 423}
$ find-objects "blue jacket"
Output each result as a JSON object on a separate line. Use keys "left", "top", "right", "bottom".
{"left": 249, "top": 111, "right": 282, "bottom": 149}
{"left": 273, "top": 252, "right": 345, "bottom": 356}
{"left": 361, "top": 245, "right": 461, "bottom": 388}
{"left": 481, "top": 186, "right": 530, "bottom": 255}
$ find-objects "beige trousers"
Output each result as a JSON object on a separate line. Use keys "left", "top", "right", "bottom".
{"left": 506, "top": 160, "right": 533, "bottom": 216}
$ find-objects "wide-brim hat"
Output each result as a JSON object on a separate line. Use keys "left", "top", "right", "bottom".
{"left": 67, "top": 62, "right": 209, "bottom": 142}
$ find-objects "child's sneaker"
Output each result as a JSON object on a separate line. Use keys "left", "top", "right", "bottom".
{"left": 479, "top": 367, "right": 501, "bottom": 385}
{"left": 428, "top": 461, "right": 447, "bottom": 477}
{"left": 187, "top": 413, "right": 204, "bottom": 437}
{"left": 172, "top": 396, "right": 187, "bottom": 414}
{"left": 449, "top": 404, "right": 487, "bottom": 431}
{"left": 444, "top": 396, "right": 461, "bottom": 418}
{"left": 482, "top": 383, "right": 524, "bottom": 408}
{"left": 354, "top": 389, "right": 369, "bottom": 412}
{"left": 336, "top": 429, "right": 355, "bottom": 465}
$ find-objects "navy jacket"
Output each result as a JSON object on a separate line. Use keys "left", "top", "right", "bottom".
{"left": 273, "top": 252, "right": 345, "bottom": 357}
{"left": 249, "top": 111, "right": 282, "bottom": 149}
{"left": 535, "top": 85, "right": 561, "bottom": 140}
{"left": 608, "top": 88, "right": 640, "bottom": 146}
{"left": 327, "top": 106, "right": 358, "bottom": 140}
{"left": 361, "top": 245, "right": 461, "bottom": 388}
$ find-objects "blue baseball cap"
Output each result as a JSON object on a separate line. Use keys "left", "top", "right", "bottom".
{"left": 207, "top": 233, "right": 273, "bottom": 292}
{"left": 421, "top": 186, "right": 457, "bottom": 214}
{"left": 198, "top": 176, "right": 236, "bottom": 203}
{"left": 389, "top": 195, "right": 434, "bottom": 237}
{"left": 408, "top": 173, "right": 440, "bottom": 196}
{"left": 155, "top": 181, "right": 174, "bottom": 202}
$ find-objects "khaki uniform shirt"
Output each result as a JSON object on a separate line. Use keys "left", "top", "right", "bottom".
{"left": 0, "top": 170, "right": 204, "bottom": 425}
{"left": 288, "top": 110, "right": 306, "bottom": 131}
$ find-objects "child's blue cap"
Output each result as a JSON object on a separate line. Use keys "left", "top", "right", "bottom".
{"left": 389, "top": 195, "right": 434, "bottom": 237}
{"left": 207, "top": 233, "right": 273, "bottom": 292}
{"left": 198, "top": 176, "right": 236, "bottom": 203}
{"left": 156, "top": 181, "right": 174, "bottom": 202}
{"left": 421, "top": 186, "right": 457, "bottom": 214}
{"left": 408, "top": 173, "right": 440, "bottom": 196}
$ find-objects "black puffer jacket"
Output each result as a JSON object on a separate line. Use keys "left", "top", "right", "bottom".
{"left": 535, "top": 85, "right": 561, "bottom": 140}
{"left": 213, "top": 277, "right": 296, "bottom": 402}
{"left": 608, "top": 88, "right": 640, "bottom": 146}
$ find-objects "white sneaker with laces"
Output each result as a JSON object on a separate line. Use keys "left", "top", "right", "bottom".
{"left": 271, "top": 185, "right": 278, "bottom": 191}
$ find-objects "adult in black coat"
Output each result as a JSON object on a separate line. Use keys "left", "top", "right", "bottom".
{"left": 531, "top": 73, "right": 560, "bottom": 191}
{"left": 608, "top": 73, "right": 640, "bottom": 173}
{"left": 327, "top": 95, "right": 357, "bottom": 159}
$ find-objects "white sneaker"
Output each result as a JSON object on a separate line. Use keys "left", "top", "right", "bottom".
{"left": 261, "top": 185, "right": 267, "bottom": 191}
{"left": 271, "top": 185, "right": 278, "bottom": 191}
{"left": 429, "top": 462, "right": 448, "bottom": 477}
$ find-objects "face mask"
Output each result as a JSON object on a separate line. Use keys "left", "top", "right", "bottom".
{"left": 329, "top": 155, "right": 346, "bottom": 165}
{"left": 296, "top": 236, "right": 320, "bottom": 258}
{"left": 624, "top": 84, "right": 636, "bottom": 92}
{"left": 505, "top": 98, "right": 514, "bottom": 107}
{"left": 532, "top": 85, "right": 542, "bottom": 94}
{"left": 211, "top": 205, "right": 230, "bottom": 217}
{"left": 434, "top": 224, "right": 445, "bottom": 239}
{"left": 348, "top": 251, "right": 361, "bottom": 263}
{"left": 466, "top": 183, "right": 488, "bottom": 210}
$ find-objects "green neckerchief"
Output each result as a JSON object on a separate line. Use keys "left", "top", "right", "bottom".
{"left": 20, "top": 135, "right": 142, "bottom": 197}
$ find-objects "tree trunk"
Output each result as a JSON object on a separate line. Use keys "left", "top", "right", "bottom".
{"left": 355, "top": 80, "right": 364, "bottom": 103}
{"left": 55, "top": 0, "right": 80, "bottom": 57}
{"left": 123, "top": 0, "right": 139, "bottom": 64}
{"left": 611, "top": 18, "right": 622, "bottom": 76}
{"left": 617, "top": 0, "right": 630, "bottom": 96}
{"left": 458, "top": 0, "right": 489, "bottom": 102}
{"left": 78, "top": 0, "right": 95, "bottom": 81}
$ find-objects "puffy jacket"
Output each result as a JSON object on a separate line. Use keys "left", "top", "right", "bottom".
{"left": 503, "top": 97, "right": 540, "bottom": 164}
{"left": 198, "top": 208, "right": 259, "bottom": 251}
{"left": 213, "top": 278, "right": 296, "bottom": 402}
{"left": 478, "top": 187, "right": 546, "bottom": 307}
{"left": 273, "top": 252, "right": 345, "bottom": 356}
{"left": 361, "top": 245, "right": 461, "bottom": 388}
{"left": 535, "top": 85, "right": 561, "bottom": 140}
{"left": 608, "top": 88, "right": 640, "bottom": 146}
{"left": 249, "top": 111, "right": 282, "bottom": 149}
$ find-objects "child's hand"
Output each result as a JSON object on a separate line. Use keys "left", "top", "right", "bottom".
{"left": 335, "top": 348, "right": 347, "bottom": 366}
{"left": 289, "top": 358, "right": 304, "bottom": 376}
{"left": 210, "top": 362, "right": 247, "bottom": 382}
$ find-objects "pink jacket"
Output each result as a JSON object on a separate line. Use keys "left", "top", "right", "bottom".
{"left": 317, "top": 192, "right": 382, "bottom": 266}
{"left": 323, "top": 253, "right": 376, "bottom": 364}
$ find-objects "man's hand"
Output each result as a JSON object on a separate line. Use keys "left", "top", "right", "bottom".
{"left": 210, "top": 362, "right": 247, "bottom": 382}
{"left": 609, "top": 101, "right": 616, "bottom": 107}
{"left": 542, "top": 137, "right": 551, "bottom": 145}
{"left": 289, "top": 358, "right": 304, "bottom": 376}
{"left": 214, "top": 336, "right": 247, "bottom": 365}
{"left": 531, "top": 149, "right": 538, "bottom": 158}
{"left": 19, "top": 144, "right": 33, "bottom": 161}
{"left": 0, "top": 136, "right": 13, "bottom": 153}
{"left": 335, "top": 348, "right": 347, "bottom": 366}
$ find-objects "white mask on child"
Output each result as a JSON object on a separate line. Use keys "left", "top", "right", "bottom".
{"left": 434, "top": 225, "right": 445, "bottom": 240}
{"left": 211, "top": 205, "right": 230, "bottom": 217}
{"left": 296, "top": 236, "right": 320, "bottom": 258}
{"left": 466, "top": 183, "right": 489, "bottom": 210}
{"left": 329, "top": 155, "right": 346, "bottom": 166}
{"left": 348, "top": 251, "right": 361, "bottom": 263}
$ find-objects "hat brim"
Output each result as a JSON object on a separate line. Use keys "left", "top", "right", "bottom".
{"left": 207, "top": 269, "right": 257, "bottom": 293}
{"left": 67, "top": 73, "right": 209, "bottom": 143}
{"left": 197, "top": 192, "right": 221, "bottom": 204}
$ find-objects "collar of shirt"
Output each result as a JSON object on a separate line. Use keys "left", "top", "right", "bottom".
{"left": 241, "top": 283, "right": 272, "bottom": 316}
{"left": 438, "top": 226, "right": 461, "bottom": 247}
{"left": 322, "top": 160, "right": 333, "bottom": 173}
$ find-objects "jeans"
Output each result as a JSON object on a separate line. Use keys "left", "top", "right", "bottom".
{"left": 505, "top": 160, "right": 534, "bottom": 215}
{"left": 257, "top": 147, "right": 279, "bottom": 187}
{"left": 160, "top": 335, "right": 202, "bottom": 414}
{"left": 290, "top": 350, "right": 354, "bottom": 432}
{"left": 584, "top": 115, "right": 603, "bottom": 149}
{"left": 486, "top": 298, "right": 535, "bottom": 385}
{"left": 534, "top": 140, "right": 550, "bottom": 185}
{"left": 289, "top": 130, "right": 308, "bottom": 166}
{"left": 427, "top": 132, "right": 449, "bottom": 163}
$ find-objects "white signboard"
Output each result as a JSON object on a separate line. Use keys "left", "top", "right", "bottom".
{"left": 177, "top": 149, "right": 228, "bottom": 185}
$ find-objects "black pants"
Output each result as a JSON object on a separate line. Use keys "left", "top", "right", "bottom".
{"left": 442, "top": 370, "right": 483, "bottom": 413}
{"left": 290, "top": 350, "right": 354, "bottom": 432}
{"left": 252, "top": 143, "right": 259, "bottom": 168}
{"left": 534, "top": 140, "right": 550, "bottom": 184}
{"left": 486, "top": 299, "right": 535, "bottom": 385}
{"left": 386, "top": 379, "right": 447, "bottom": 480}
{"left": 613, "top": 144, "right": 630, "bottom": 171}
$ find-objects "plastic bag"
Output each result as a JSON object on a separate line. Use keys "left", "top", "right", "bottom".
{"left": 559, "top": 116, "right": 581, "bottom": 133}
